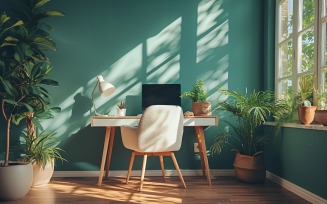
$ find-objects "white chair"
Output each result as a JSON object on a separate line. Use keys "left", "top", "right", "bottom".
{"left": 121, "top": 105, "right": 186, "bottom": 191}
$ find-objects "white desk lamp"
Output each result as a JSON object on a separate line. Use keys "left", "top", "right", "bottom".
{"left": 91, "top": 75, "right": 116, "bottom": 115}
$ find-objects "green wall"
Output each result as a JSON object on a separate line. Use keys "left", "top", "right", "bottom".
{"left": 264, "top": 126, "right": 327, "bottom": 200}
{"left": 0, "top": 0, "right": 265, "bottom": 171}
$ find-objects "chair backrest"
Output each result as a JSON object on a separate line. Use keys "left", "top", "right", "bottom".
{"left": 137, "top": 105, "right": 184, "bottom": 152}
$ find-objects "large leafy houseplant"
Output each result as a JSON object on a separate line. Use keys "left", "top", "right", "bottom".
{"left": 0, "top": 0, "right": 64, "bottom": 195}
{"left": 210, "top": 89, "right": 288, "bottom": 183}
{"left": 0, "top": 0, "right": 63, "bottom": 167}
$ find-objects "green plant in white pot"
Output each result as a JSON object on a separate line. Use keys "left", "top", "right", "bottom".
{"left": 180, "top": 79, "right": 211, "bottom": 116}
{"left": 20, "top": 131, "right": 65, "bottom": 186}
{"left": 210, "top": 89, "right": 288, "bottom": 183}
{"left": 117, "top": 100, "right": 127, "bottom": 116}
{"left": 0, "top": 13, "right": 34, "bottom": 201}
{"left": 0, "top": 0, "right": 64, "bottom": 198}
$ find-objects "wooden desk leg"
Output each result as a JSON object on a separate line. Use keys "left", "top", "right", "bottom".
{"left": 105, "top": 127, "right": 116, "bottom": 178}
{"left": 197, "top": 141, "right": 206, "bottom": 176}
{"left": 98, "top": 127, "right": 112, "bottom": 186}
{"left": 195, "top": 126, "right": 212, "bottom": 186}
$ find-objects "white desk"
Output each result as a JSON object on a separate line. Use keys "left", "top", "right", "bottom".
{"left": 91, "top": 115, "right": 218, "bottom": 186}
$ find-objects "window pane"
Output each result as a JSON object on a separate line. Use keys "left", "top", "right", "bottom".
{"left": 300, "top": 28, "right": 314, "bottom": 72}
{"left": 324, "top": 0, "right": 327, "bottom": 17}
{"left": 301, "top": 0, "right": 315, "bottom": 29}
{"left": 300, "top": 0, "right": 315, "bottom": 29}
{"left": 280, "top": 0, "right": 293, "bottom": 40}
{"left": 279, "top": 79, "right": 293, "bottom": 99}
{"left": 280, "top": 40, "right": 293, "bottom": 76}
{"left": 323, "top": 22, "right": 327, "bottom": 67}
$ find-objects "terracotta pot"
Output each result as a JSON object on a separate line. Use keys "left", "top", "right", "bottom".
{"left": 32, "top": 160, "right": 54, "bottom": 187}
{"left": 314, "top": 110, "right": 327, "bottom": 126}
{"left": 232, "top": 150, "right": 266, "bottom": 183}
{"left": 192, "top": 102, "right": 211, "bottom": 116}
{"left": 297, "top": 106, "right": 316, "bottom": 125}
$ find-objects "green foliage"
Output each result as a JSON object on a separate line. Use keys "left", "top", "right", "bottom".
{"left": 20, "top": 131, "right": 66, "bottom": 169}
{"left": 180, "top": 79, "right": 208, "bottom": 102}
{"left": 211, "top": 89, "right": 289, "bottom": 156}
{"left": 315, "top": 89, "right": 327, "bottom": 110}
{"left": 0, "top": 0, "right": 63, "bottom": 166}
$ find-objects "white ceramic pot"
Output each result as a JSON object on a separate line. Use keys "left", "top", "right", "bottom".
{"left": 32, "top": 159, "right": 54, "bottom": 187}
{"left": 0, "top": 161, "right": 33, "bottom": 200}
{"left": 117, "top": 108, "right": 126, "bottom": 116}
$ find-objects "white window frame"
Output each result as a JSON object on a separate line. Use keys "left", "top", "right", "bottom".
{"left": 318, "top": 0, "right": 327, "bottom": 93}
{"left": 275, "top": 0, "right": 325, "bottom": 103}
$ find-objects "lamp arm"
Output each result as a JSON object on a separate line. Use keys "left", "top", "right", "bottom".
{"left": 91, "top": 80, "right": 100, "bottom": 115}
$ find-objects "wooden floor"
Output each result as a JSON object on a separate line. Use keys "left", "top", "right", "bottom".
{"left": 2, "top": 176, "right": 310, "bottom": 204}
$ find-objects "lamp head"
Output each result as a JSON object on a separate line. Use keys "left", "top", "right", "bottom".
{"left": 97, "top": 75, "right": 116, "bottom": 97}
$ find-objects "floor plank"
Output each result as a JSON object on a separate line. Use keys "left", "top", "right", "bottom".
{"left": 1, "top": 177, "right": 310, "bottom": 204}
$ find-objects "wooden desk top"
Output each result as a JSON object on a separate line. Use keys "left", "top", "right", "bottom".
{"left": 91, "top": 115, "right": 218, "bottom": 127}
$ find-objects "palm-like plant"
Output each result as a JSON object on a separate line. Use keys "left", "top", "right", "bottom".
{"left": 211, "top": 89, "right": 288, "bottom": 156}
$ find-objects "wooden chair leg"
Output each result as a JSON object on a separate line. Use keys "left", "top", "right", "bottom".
{"left": 126, "top": 151, "right": 135, "bottom": 184}
{"left": 171, "top": 152, "right": 186, "bottom": 189}
{"left": 159, "top": 155, "right": 166, "bottom": 182}
{"left": 139, "top": 154, "right": 148, "bottom": 192}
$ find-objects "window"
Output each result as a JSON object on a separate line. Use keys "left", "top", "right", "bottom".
{"left": 276, "top": 0, "right": 326, "bottom": 107}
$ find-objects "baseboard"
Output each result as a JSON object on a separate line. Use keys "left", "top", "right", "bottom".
{"left": 53, "top": 169, "right": 234, "bottom": 178}
{"left": 266, "top": 171, "right": 327, "bottom": 204}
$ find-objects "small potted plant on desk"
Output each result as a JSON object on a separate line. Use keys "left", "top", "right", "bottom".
{"left": 296, "top": 76, "right": 316, "bottom": 125}
{"left": 210, "top": 88, "right": 288, "bottom": 183}
{"left": 180, "top": 79, "right": 211, "bottom": 116}
{"left": 117, "top": 101, "right": 127, "bottom": 116}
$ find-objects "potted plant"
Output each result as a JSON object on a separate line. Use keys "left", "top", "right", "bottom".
{"left": 296, "top": 76, "right": 316, "bottom": 125}
{"left": 180, "top": 79, "right": 211, "bottom": 116}
{"left": 0, "top": 13, "right": 34, "bottom": 201}
{"left": 20, "top": 131, "right": 65, "bottom": 186}
{"left": 210, "top": 89, "right": 288, "bottom": 183}
{"left": 314, "top": 89, "right": 327, "bottom": 125}
{"left": 0, "top": 0, "right": 63, "bottom": 198}
{"left": 117, "top": 100, "right": 127, "bottom": 116}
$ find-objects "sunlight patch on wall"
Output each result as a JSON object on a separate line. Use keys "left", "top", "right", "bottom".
{"left": 102, "top": 44, "right": 143, "bottom": 104}
{"left": 197, "top": 0, "right": 224, "bottom": 36}
{"left": 196, "top": 0, "right": 229, "bottom": 104}
{"left": 197, "top": 20, "right": 228, "bottom": 63}
{"left": 146, "top": 17, "right": 181, "bottom": 83}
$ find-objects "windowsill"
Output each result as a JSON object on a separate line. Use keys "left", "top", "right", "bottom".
{"left": 264, "top": 122, "right": 327, "bottom": 131}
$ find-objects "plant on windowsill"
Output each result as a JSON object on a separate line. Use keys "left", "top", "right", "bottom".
{"left": 180, "top": 79, "right": 211, "bottom": 116}
{"left": 117, "top": 101, "right": 127, "bottom": 116}
{"left": 210, "top": 88, "right": 288, "bottom": 183}
{"left": 314, "top": 88, "right": 327, "bottom": 126}
{"left": 296, "top": 76, "right": 316, "bottom": 125}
